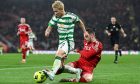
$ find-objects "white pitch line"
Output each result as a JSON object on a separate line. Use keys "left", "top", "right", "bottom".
{"left": 0, "top": 66, "right": 52, "bottom": 71}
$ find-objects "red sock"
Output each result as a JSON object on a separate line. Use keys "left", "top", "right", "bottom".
{"left": 22, "top": 48, "right": 26, "bottom": 59}
{"left": 79, "top": 77, "right": 88, "bottom": 83}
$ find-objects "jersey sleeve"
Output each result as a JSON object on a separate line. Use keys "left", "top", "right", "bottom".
{"left": 48, "top": 16, "right": 57, "bottom": 28}
{"left": 26, "top": 24, "right": 32, "bottom": 32}
{"left": 72, "top": 13, "right": 80, "bottom": 23}
{"left": 106, "top": 24, "right": 110, "bottom": 30}
{"left": 117, "top": 23, "right": 122, "bottom": 29}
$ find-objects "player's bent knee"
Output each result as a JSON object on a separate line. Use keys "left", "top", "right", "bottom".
{"left": 56, "top": 49, "right": 66, "bottom": 57}
{"left": 82, "top": 74, "right": 93, "bottom": 82}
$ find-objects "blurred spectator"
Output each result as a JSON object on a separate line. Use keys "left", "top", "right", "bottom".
{"left": 0, "top": 0, "right": 139, "bottom": 52}
{"left": 0, "top": 41, "right": 9, "bottom": 53}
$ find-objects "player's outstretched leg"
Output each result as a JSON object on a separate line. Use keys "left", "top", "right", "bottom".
{"left": 118, "top": 49, "right": 122, "bottom": 56}
{"left": 64, "top": 65, "right": 82, "bottom": 81}
{"left": 42, "top": 69, "right": 54, "bottom": 81}
{"left": 60, "top": 73, "right": 93, "bottom": 83}
{"left": 59, "top": 63, "right": 82, "bottom": 82}
{"left": 43, "top": 56, "right": 62, "bottom": 80}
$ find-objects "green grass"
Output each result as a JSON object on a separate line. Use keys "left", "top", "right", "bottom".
{"left": 0, "top": 53, "right": 140, "bottom": 84}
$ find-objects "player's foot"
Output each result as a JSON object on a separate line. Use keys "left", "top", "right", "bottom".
{"left": 59, "top": 78, "right": 77, "bottom": 82}
{"left": 76, "top": 68, "right": 82, "bottom": 81}
{"left": 21, "top": 59, "right": 26, "bottom": 63}
{"left": 114, "top": 60, "right": 118, "bottom": 64}
{"left": 118, "top": 49, "right": 122, "bottom": 56}
{"left": 42, "top": 69, "right": 54, "bottom": 81}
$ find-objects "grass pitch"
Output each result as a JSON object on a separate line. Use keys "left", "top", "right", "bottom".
{"left": 0, "top": 53, "right": 140, "bottom": 84}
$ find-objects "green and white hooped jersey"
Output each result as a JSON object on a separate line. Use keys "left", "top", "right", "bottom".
{"left": 48, "top": 12, "right": 80, "bottom": 53}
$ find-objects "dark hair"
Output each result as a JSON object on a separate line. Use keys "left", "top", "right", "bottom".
{"left": 86, "top": 28, "right": 95, "bottom": 35}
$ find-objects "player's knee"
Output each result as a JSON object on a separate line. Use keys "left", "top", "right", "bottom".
{"left": 114, "top": 44, "right": 119, "bottom": 50}
{"left": 56, "top": 66, "right": 64, "bottom": 75}
{"left": 82, "top": 74, "right": 93, "bottom": 82}
{"left": 56, "top": 49, "right": 66, "bottom": 57}
{"left": 114, "top": 46, "right": 118, "bottom": 50}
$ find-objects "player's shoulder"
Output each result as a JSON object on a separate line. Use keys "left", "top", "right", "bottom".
{"left": 83, "top": 40, "right": 88, "bottom": 44}
{"left": 18, "top": 24, "right": 22, "bottom": 26}
{"left": 115, "top": 22, "right": 120, "bottom": 26}
{"left": 94, "top": 40, "right": 103, "bottom": 50}
{"left": 25, "top": 24, "right": 30, "bottom": 27}
{"left": 106, "top": 23, "right": 112, "bottom": 28}
{"left": 66, "top": 12, "right": 76, "bottom": 15}
{"left": 51, "top": 15, "right": 58, "bottom": 21}
{"left": 18, "top": 24, "right": 30, "bottom": 27}
{"left": 65, "top": 12, "right": 78, "bottom": 17}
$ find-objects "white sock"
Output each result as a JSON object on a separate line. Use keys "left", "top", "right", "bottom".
{"left": 26, "top": 50, "right": 29, "bottom": 56}
{"left": 51, "top": 57, "right": 61, "bottom": 75}
{"left": 64, "top": 65, "right": 79, "bottom": 74}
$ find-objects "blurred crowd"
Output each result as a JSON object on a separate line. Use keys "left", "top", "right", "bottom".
{"left": 0, "top": 0, "right": 139, "bottom": 52}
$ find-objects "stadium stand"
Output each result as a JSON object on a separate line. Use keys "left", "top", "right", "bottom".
{"left": 0, "top": 0, "right": 139, "bottom": 52}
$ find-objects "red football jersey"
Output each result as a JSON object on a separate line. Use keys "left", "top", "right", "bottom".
{"left": 77, "top": 40, "right": 103, "bottom": 68}
{"left": 18, "top": 24, "right": 31, "bottom": 36}
{"left": 18, "top": 24, "right": 31, "bottom": 47}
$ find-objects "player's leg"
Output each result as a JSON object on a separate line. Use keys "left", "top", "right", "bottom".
{"left": 79, "top": 73, "right": 93, "bottom": 82}
{"left": 59, "top": 62, "right": 82, "bottom": 82}
{"left": 114, "top": 44, "right": 119, "bottom": 63}
{"left": 43, "top": 41, "right": 71, "bottom": 80}
{"left": 21, "top": 44, "right": 26, "bottom": 63}
{"left": 26, "top": 42, "right": 30, "bottom": 56}
{"left": 31, "top": 41, "right": 35, "bottom": 50}
{"left": 111, "top": 37, "right": 119, "bottom": 63}
{"left": 118, "top": 49, "right": 122, "bottom": 56}
{"left": 21, "top": 41, "right": 30, "bottom": 63}
{"left": 64, "top": 63, "right": 82, "bottom": 81}
{"left": 0, "top": 47, "right": 3, "bottom": 55}
{"left": 60, "top": 72, "right": 93, "bottom": 83}
{"left": 43, "top": 49, "right": 66, "bottom": 80}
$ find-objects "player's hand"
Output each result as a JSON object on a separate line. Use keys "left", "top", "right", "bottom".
{"left": 123, "top": 33, "right": 127, "bottom": 38}
{"left": 84, "top": 31, "right": 88, "bottom": 37}
{"left": 45, "top": 31, "right": 50, "bottom": 37}
{"left": 34, "top": 37, "right": 37, "bottom": 41}
{"left": 74, "top": 49, "right": 81, "bottom": 53}
{"left": 25, "top": 32, "right": 29, "bottom": 34}
{"left": 17, "top": 32, "right": 20, "bottom": 36}
{"left": 107, "top": 33, "right": 111, "bottom": 36}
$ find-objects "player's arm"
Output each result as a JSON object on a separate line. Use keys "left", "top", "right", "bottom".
{"left": 45, "top": 16, "right": 56, "bottom": 37}
{"left": 17, "top": 30, "right": 20, "bottom": 36}
{"left": 33, "top": 33, "right": 37, "bottom": 41}
{"left": 45, "top": 26, "right": 53, "bottom": 37}
{"left": 118, "top": 24, "right": 127, "bottom": 37}
{"left": 120, "top": 28, "right": 127, "bottom": 37}
{"left": 73, "top": 14, "right": 87, "bottom": 35}
{"left": 105, "top": 26, "right": 111, "bottom": 36}
{"left": 17, "top": 25, "right": 20, "bottom": 36}
{"left": 26, "top": 24, "right": 32, "bottom": 34}
{"left": 78, "top": 19, "right": 87, "bottom": 33}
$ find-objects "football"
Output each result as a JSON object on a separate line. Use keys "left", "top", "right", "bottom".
{"left": 33, "top": 71, "right": 47, "bottom": 83}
